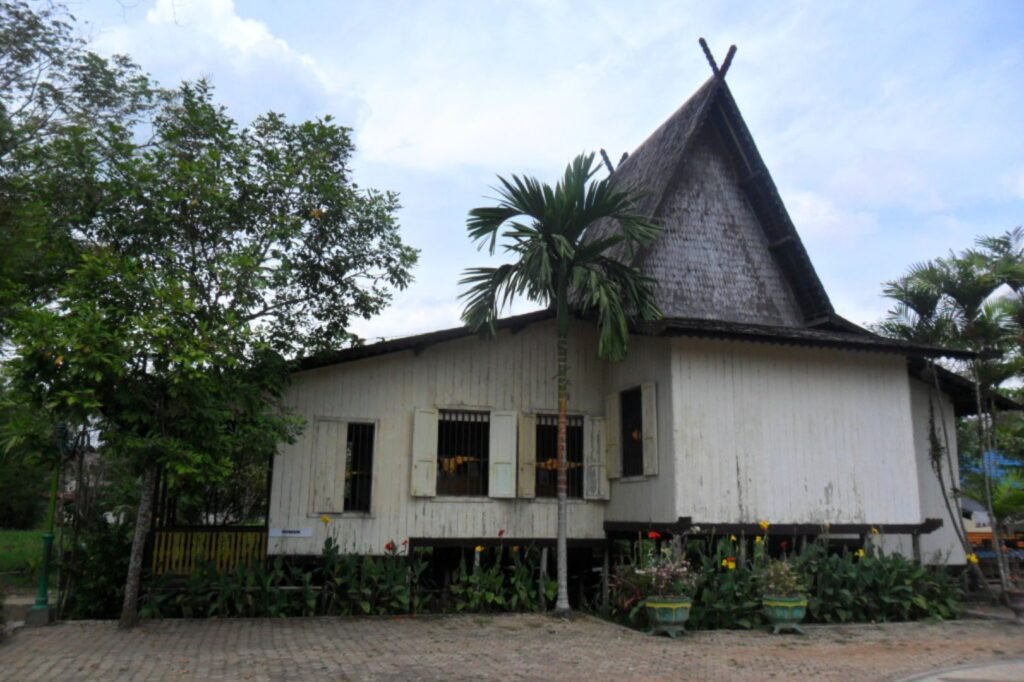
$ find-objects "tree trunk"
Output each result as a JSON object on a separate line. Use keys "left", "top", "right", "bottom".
{"left": 554, "top": 292, "right": 571, "bottom": 615}
{"left": 926, "top": 368, "right": 993, "bottom": 594}
{"left": 119, "top": 465, "right": 157, "bottom": 628}
{"left": 972, "top": 366, "right": 1012, "bottom": 596}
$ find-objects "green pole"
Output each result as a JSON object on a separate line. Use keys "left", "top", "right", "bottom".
{"left": 31, "top": 464, "right": 60, "bottom": 615}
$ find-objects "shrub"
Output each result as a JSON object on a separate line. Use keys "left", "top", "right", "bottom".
{"left": 607, "top": 536, "right": 963, "bottom": 631}
{"left": 795, "top": 544, "right": 962, "bottom": 623}
{"left": 60, "top": 519, "right": 132, "bottom": 619}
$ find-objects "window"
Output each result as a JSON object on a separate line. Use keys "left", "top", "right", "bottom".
{"left": 437, "top": 409, "right": 489, "bottom": 496}
{"left": 620, "top": 387, "right": 644, "bottom": 477}
{"left": 535, "top": 414, "right": 584, "bottom": 498}
{"left": 344, "top": 422, "right": 374, "bottom": 512}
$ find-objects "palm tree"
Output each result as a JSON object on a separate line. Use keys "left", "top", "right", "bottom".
{"left": 880, "top": 245, "right": 1020, "bottom": 594}
{"left": 460, "top": 152, "right": 662, "bottom": 614}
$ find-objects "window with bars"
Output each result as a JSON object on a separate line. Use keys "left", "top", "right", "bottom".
{"left": 535, "top": 414, "right": 584, "bottom": 498}
{"left": 436, "top": 410, "right": 489, "bottom": 496}
{"left": 344, "top": 422, "right": 374, "bottom": 512}
{"left": 621, "top": 387, "right": 644, "bottom": 477}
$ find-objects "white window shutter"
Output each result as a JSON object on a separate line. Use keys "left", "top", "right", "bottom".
{"left": 489, "top": 410, "right": 517, "bottom": 498}
{"left": 411, "top": 408, "right": 438, "bottom": 497}
{"left": 311, "top": 419, "right": 347, "bottom": 513}
{"left": 641, "top": 382, "right": 659, "bottom": 476}
{"left": 517, "top": 413, "right": 537, "bottom": 498}
{"left": 584, "top": 416, "right": 609, "bottom": 500}
{"left": 605, "top": 393, "right": 621, "bottom": 479}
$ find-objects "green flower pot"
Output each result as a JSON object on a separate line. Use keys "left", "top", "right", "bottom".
{"left": 645, "top": 595, "right": 692, "bottom": 638}
{"left": 762, "top": 595, "right": 807, "bottom": 634}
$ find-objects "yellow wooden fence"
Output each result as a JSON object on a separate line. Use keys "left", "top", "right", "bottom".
{"left": 150, "top": 527, "right": 267, "bottom": 576}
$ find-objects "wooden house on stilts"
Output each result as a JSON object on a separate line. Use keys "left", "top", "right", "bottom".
{"left": 267, "top": 46, "right": 992, "bottom": 589}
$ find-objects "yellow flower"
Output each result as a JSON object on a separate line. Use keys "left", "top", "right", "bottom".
{"left": 855, "top": 548, "right": 865, "bottom": 558}
{"left": 320, "top": 515, "right": 331, "bottom": 525}
{"left": 721, "top": 558, "right": 727, "bottom": 567}
{"left": 475, "top": 545, "right": 485, "bottom": 553}
{"left": 730, "top": 534, "right": 737, "bottom": 542}
{"left": 967, "top": 553, "right": 980, "bottom": 565}
{"left": 755, "top": 536, "right": 763, "bottom": 544}
{"left": 727, "top": 559, "right": 736, "bottom": 570}
{"left": 759, "top": 520, "right": 770, "bottom": 531}
{"left": 512, "top": 546, "right": 520, "bottom": 552}
{"left": 871, "top": 527, "right": 880, "bottom": 535}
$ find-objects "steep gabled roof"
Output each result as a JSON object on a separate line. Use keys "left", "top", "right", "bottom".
{"left": 587, "top": 75, "right": 837, "bottom": 328}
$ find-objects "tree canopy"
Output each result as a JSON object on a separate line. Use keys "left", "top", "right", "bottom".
{"left": 2, "top": 0, "right": 418, "bottom": 626}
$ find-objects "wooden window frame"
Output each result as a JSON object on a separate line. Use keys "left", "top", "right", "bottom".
{"left": 436, "top": 409, "right": 491, "bottom": 497}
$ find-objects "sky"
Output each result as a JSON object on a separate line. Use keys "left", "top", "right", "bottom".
{"left": 67, "top": 0, "right": 1024, "bottom": 342}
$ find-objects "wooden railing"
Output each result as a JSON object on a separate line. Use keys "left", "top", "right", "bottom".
{"left": 150, "top": 526, "right": 267, "bottom": 576}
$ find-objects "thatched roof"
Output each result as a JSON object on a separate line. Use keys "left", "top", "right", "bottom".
{"left": 587, "top": 75, "right": 835, "bottom": 329}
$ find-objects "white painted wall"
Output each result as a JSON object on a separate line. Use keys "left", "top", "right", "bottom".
{"left": 670, "top": 339, "right": 923, "bottom": 525}
{"left": 270, "top": 321, "right": 957, "bottom": 559}
{"left": 882, "top": 379, "right": 966, "bottom": 564}
{"left": 604, "top": 336, "right": 676, "bottom": 524}
{"left": 268, "top": 319, "right": 610, "bottom": 556}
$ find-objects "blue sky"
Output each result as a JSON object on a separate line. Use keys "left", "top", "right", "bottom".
{"left": 71, "top": 0, "right": 1024, "bottom": 341}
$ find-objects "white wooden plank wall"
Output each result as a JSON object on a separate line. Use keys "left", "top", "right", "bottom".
{"left": 603, "top": 336, "right": 677, "bottom": 523}
{"left": 269, "top": 320, "right": 608, "bottom": 555}
{"left": 670, "top": 338, "right": 922, "bottom": 525}
{"left": 881, "top": 380, "right": 965, "bottom": 563}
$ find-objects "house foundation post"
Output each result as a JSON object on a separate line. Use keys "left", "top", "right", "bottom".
{"left": 539, "top": 547, "right": 549, "bottom": 611}
{"left": 602, "top": 541, "right": 610, "bottom": 610}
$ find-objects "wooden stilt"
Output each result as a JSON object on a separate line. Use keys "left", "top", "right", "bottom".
{"left": 539, "top": 547, "right": 549, "bottom": 611}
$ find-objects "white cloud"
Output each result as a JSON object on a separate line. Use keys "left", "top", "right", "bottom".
{"left": 784, "top": 190, "right": 878, "bottom": 245}
{"left": 90, "top": 0, "right": 354, "bottom": 124}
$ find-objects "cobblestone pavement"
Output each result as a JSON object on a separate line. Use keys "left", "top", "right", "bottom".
{"left": 2, "top": 614, "right": 1023, "bottom": 681}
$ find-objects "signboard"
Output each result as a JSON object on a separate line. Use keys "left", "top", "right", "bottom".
{"left": 269, "top": 527, "right": 313, "bottom": 538}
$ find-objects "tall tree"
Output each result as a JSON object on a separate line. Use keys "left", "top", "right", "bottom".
{"left": 1, "top": 0, "right": 158, "bottom": 336}
{"left": 460, "top": 153, "right": 661, "bottom": 613}
{"left": 879, "top": 235, "right": 1022, "bottom": 594}
{"left": 9, "top": 80, "right": 417, "bottom": 627}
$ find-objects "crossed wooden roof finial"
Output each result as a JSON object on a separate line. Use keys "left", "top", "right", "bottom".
{"left": 699, "top": 38, "right": 737, "bottom": 79}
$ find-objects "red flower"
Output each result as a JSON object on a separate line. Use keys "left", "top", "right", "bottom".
{"left": 498, "top": 529, "right": 505, "bottom": 538}
{"left": 780, "top": 540, "right": 789, "bottom": 550}
{"left": 401, "top": 539, "right": 409, "bottom": 546}
{"left": 385, "top": 540, "right": 396, "bottom": 553}
{"left": 647, "top": 531, "right": 662, "bottom": 540}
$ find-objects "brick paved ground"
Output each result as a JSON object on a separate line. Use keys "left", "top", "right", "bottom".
{"left": 1, "top": 614, "right": 1023, "bottom": 681}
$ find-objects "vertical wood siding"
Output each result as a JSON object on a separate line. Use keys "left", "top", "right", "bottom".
{"left": 883, "top": 379, "right": 965, "bottom": 563}
{"left": 269, "top": 320, "right": 608, "bottom": 556}
{"left": 670, "top": 338, "right": 922, "bottom": 525}
{"left": 604, "top": 336, "right": 677, "bottom": 524}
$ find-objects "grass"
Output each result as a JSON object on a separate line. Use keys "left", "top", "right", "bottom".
{"left": 0, "top": 529, "right": 47, "bottom": 590}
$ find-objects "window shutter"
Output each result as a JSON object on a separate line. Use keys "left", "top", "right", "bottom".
{"left": 641, "top": 382, "right": 659, "bottom": 476}
{"left": 605, "top": 393, "right": 621, "bottom": 479}
{"left": 311, "top": 419, "right": 347, "bottom": 513}
{"left": 489, "top": 410, "right": 517, "bottom": 498}
{"left": 411, "top": 408, "right": 438, "bottom": 497}
{"left": 584, "top": 416, "right": 609, "bottom": 500}
{"left": 517, "top": 413, "right": 537, "bottom": 498}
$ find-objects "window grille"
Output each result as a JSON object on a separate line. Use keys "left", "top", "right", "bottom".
{"left": 344, "top": 422, "right": 374, "bottom": 512}
{"left": 437, "top": 409, "right": 490, "bottom": 496}
{"left": 535, "top": 414, "right": 584, "bottom": 498}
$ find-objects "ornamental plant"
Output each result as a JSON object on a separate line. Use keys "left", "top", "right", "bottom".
{"left": 755, "top": 559, "right": 806, "bottom": 598}
{"left": 633, "top": 545, "right": 701, "bottom": 598}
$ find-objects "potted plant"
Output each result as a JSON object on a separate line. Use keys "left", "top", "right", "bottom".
{"left": 634, "top": 540, "right": 701, "bottom": 638}
{"left": 757, "top": 559, "right": 808, "bottom": 634}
